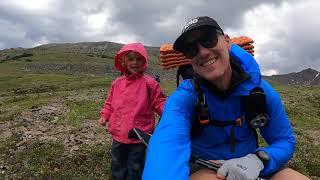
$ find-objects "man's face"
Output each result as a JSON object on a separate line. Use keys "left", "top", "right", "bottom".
{"left": 122, "top": 52, "right": 145, "bottom": 75}
{"left": 182, "top": 28, "right": 231, "bottom": 82}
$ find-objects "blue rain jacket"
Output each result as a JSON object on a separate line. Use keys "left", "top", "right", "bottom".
{"left": 143, "top": 44, "right": 296, "bottom": 179}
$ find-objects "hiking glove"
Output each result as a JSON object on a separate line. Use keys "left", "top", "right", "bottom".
{"left": 217, "top": 154, "right": 264, "bottom": 180}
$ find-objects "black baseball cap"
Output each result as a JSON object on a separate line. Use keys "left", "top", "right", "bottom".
{"left": 173, "top": 16, "right": 224, "bottom": 52}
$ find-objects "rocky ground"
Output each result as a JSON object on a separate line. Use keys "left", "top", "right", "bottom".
{"left": 0, "top": 91, "right": 113, "bottom": 179}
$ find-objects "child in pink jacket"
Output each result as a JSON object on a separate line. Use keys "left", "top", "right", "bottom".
{"left": 100, "top": 42, "right": 166, "bottom": 180}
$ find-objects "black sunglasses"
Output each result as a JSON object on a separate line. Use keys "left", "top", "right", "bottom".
{"left": 181, "top": 29, "right": 223, "bottom": 59}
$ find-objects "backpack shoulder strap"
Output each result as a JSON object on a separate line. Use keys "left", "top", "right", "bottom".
{"left": 191, "top": 79, "right": 266, "bottom": 152}
{"left": 190, "top": 79, "right": 211, "bottom": 137}
{"left": 243, "top": 86, "right": 270, "bottom": 148}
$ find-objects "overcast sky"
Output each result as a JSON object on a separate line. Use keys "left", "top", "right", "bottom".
{"left": 0, "top": 0, "right": 319, "bottom": 75}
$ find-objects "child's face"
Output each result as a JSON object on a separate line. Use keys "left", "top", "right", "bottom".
{"left": 122, "top": 52, "right": 145, "bottom": 75}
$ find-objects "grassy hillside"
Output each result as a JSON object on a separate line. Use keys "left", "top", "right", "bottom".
{"left": 0, "top": 46, "right": 319, "bottom": 179}
{"left": 272, "top": 85, "right": 320, "bottom": 178}
{"left": 0, "top": 42, "right": 176, "bottom": 79}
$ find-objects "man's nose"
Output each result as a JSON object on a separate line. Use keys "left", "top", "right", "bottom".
{"left": 197, "top": 43, "right": 210, "bottom": 58}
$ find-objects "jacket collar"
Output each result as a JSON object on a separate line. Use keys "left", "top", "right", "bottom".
{"left": 125, "top": 72, "right": 143, "bottom": 80}
{"left": 196, "top": 57, "right": 250, "bottom": 98}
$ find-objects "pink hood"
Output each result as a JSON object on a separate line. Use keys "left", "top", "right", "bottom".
{"left": 114, "top": 42, "right": 148, "bottom": 74}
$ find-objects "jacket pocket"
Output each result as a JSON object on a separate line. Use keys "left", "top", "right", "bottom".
{"left": 108, "top": 115, "right": 122, "bottom": 135}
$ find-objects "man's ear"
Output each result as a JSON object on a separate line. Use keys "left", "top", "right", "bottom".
{"left": 224, "top": 34, "right": 231, "bottom": 49}
{"left": 224, "top": 34, "right": 231, "bottom": 44}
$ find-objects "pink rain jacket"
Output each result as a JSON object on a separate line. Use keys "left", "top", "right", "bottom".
{"left": 100, "top": 43, "right": 166, "bottom": 144}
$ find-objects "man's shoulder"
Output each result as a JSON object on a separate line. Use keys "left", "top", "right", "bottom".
{"left": 260, "top": 79, "right": 276, "bottom": 93}
{"left": 177, "top": 79, "right": 195, "bottom": 91}
{"left": 259, "top": 79, "right": 282, "bottom": 102}
{"left": 165, "top": 80, "right": 197, "bottom": 112}
{"left": 170, "top": 80, "right": 196, "bottom": 100}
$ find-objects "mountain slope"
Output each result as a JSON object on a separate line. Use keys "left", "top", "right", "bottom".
{"left": 263, "top": 68, "right": 320, "bottom": 86}
{"left": 0, "top": 41, "right": 177, "bottom": 80}
{"left": 1, "top": 41, "right": 319, "bottom": 85}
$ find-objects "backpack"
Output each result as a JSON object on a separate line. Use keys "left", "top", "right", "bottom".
{"left": 191, "top": 79, "right": 269, "bottom": 153}
{"left": 176, "top": 64, "right": 194, "bottom": 87}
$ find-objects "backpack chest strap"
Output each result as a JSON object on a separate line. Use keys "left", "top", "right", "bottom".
{"left": 210, "top": 118, "right": 243, "bottom": 153}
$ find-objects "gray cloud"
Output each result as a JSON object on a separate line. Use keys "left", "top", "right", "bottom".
{"left": 109, "top": 0, "right": 282, "bottom": 45}
{"left": 0, "top": 0, "right": 319, "bottom": 74}
{"left": 230, "top": 0, "right": 320, "bottom": 74}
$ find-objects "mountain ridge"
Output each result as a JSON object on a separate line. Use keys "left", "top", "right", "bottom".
{"left": 0, "top": 41, "right": 318, "bottom": 86}
{"left": 263, "top": 68, "right": 320, "bottom": 86}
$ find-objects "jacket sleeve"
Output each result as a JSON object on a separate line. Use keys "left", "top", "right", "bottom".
{"left": 257, "top": 81, "right": 296, "bottom": 176}
{"left": 150, "top": 81, "right": 166, "bottom": 116}
{"left": 143, "top": 81, "right": 195, "bottom": 180}
{"left": 100, "top": 82, "right": 115, "bottom": 121}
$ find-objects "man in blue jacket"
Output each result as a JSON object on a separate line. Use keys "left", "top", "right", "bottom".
{"left": 143, "top": 16, "right": 309, "bottom": 180}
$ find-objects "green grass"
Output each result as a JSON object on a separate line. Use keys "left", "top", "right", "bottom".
{"left": 0, "top": 62, "right": 25, "bottom": 75}
{"left": 0, "top": 74, "right": 110, "bottom": 93}
{"left": 0, "top": 94, "right": 52, "bottom": 121}
{"left": 273, "top": 85, "right": 320, "bottom": 178}
{"left": 0, "top": 73, "right": 112, "bottom": 122}
{"left": 277, "top": 85, "right": 320, "bottom": 130}
{"left": 64, "top": 99, "right": 103, "bottom": 126}
{"left": 289, "top": 128, "right": 320, "bottom": 178}
{"left": 0, "top": 139, "right": 112, "bottom": 179}
{"left": 21, "top": 141, "right": 64, "bottom": 176}
{"left": 160, "top": 79, "right": 176, "bottom": 95}
{"left": 21, "top": 52, "right": 114, "bottom": 64}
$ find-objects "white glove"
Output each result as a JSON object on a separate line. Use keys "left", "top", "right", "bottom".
{"left": 217, "top": 154, "right": 264, "bottom": 180}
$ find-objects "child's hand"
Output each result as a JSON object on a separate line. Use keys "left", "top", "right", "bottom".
{"left": 100, "top": 117, "right": 107, "bottom": 126}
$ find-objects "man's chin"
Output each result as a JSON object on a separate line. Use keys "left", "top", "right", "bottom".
{"left": 204, "top": 72, "right": 223, "bottom": 81}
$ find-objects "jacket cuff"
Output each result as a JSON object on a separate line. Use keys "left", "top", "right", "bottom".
{"left": 256, "top": 147, "right": 276, "bottom": 176}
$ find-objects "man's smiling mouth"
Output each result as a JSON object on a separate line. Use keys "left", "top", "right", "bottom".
{"left": 200, "top": 57, "right": 217, "bottom": 67}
